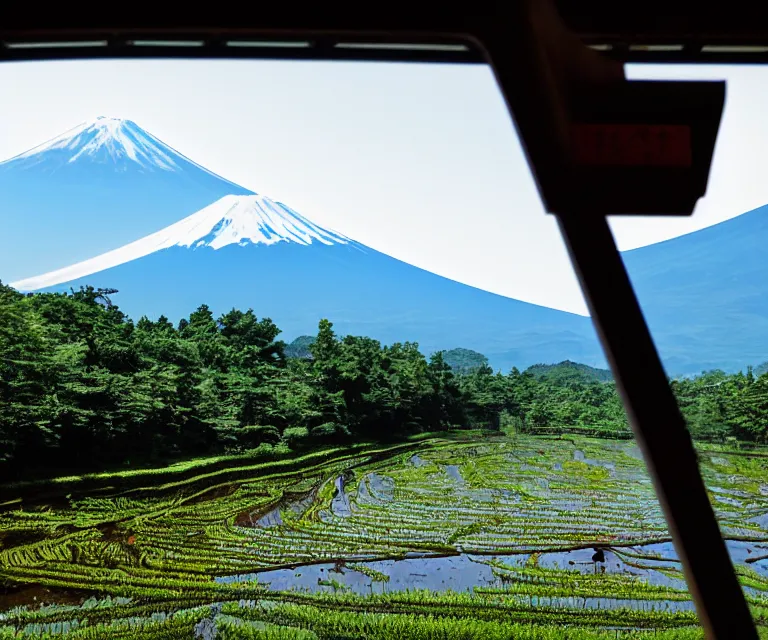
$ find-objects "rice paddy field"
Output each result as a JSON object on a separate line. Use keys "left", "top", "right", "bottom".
{"left": 2, "top": 432, "right": 768, "bottom": 638}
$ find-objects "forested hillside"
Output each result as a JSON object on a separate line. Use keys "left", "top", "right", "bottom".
{"left": 525, "top": 360, "right": 613, "bottom": 383}
{"left": 2, "top": 282, "right": 768, "bottom": 479}
{"left": 441, "top": 348, "right": 489, "bottom": 373}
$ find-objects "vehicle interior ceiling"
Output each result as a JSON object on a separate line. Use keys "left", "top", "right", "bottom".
{"left": 3, "top": 3, "right": 768, "bottom": 638}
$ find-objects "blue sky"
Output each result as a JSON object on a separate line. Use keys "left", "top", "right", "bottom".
{"left": 0, "top": 59, "right": 765, "bottom": 315}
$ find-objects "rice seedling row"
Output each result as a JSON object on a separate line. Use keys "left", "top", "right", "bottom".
{"left": 3, "top": 434, "right": 768, "bottom": 637}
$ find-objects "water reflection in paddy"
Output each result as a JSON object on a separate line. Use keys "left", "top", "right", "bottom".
{"left": 218, "top": 553, "right": 519, "bottom": 594}
{"left": 217, "top": 538, "right": 768, "bottom": 611}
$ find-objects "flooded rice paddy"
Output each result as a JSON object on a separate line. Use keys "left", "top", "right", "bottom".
{"left": 2, "top": 434, "right": 768, "bottom": 637}
{"left": 220, "top": 539, "right": 768, "bottom": 602}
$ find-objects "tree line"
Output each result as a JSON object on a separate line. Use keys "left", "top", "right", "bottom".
{"left": 1, "top": 283, "right": 767, "bottom": 478}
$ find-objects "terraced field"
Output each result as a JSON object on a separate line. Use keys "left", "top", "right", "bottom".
{"left": 2, "top": 433, "right": 768, "bottom": 638}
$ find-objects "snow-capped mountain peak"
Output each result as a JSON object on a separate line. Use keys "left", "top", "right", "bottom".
{"left": 10, "top": 194, "right": 353, "bottom": 292}
{"left": 171, "top": 194, "right": 351, "bottom": 250}
{"left": 0, "top": 116, "right": 225, "bottom": 175}
{"left": 0, "top": 117, "right": 255, "bottom": 282}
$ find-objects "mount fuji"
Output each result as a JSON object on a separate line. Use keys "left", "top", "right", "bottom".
{"left": 0, "top": 116, "right": 252, "bottom": 281}
{"left": 8, "top": 187, "right": 604, "bottom": 370}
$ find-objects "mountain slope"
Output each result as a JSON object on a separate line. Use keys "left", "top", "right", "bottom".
{"left": 11, "top": 193, "right": 604, "bottom": 370}
{"left": 0, "top": 116, "right": 252, "bottom": 282}
{"left": 622, "top": 204, "right": 768, "bottom": 374}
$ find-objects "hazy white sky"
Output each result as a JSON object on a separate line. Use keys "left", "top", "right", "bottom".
{"left": 0, "top": 59, "right": 764, "bottom": 315}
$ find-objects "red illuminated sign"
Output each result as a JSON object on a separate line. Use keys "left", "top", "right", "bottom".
{"left": 571, "top": 124, "right": 692, "bottom": 168}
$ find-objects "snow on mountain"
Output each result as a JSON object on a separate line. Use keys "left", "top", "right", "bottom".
{"left": 3, "top": 116, "right": 238, "bottom": 180}
{"left": 10, "top": 195, "right": 352, "bottom": 291}
{"left": 8, "top": 116, "right": 176, "bottom": 168}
